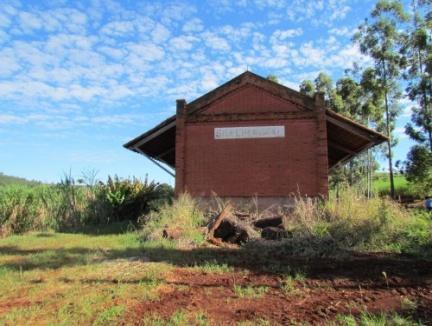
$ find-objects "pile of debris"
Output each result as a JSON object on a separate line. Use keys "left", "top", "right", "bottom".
{"left": 205, "top": 204, "right": 291, "bottom": 246}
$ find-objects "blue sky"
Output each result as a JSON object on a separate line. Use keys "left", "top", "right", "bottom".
{"left": 0, "top": 0, "right": 415, "bottom": 185}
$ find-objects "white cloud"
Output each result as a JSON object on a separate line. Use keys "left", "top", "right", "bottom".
{"left": 127, "top": 43, "right": 165, "bottom": 62}
{"left": 151, "top": 23, "right": 170, "bottom": 43}
{"left": 0, "top": 114, "right": 27, "bottom": 124}
{"left": 272, "top": 28, "right": 303, "bottom": 41}
{"left": 169, "top": 35, "right": 197, "bottom": 51}
{"left": 101, "top": 21, "right": 135, "bottom": 36}
{"left": 203, "top": 32, "right": 231, "bottom": 52}
{"left": 18, "top": 11, "right": 42, "bottom": 31}
{"left": 0, "top": 0, "right": 367, "bottom": 134}
{"left": 329, "top": 26, "right": 354, "bottom": 37}
{"left": 0, "top": 13, "right": 12, "bottom": 28}
{"left": 182, "top": 18, "right": 203, "bottom": 33}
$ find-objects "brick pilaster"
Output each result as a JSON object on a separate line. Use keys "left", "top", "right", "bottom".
{"left": 175, "top": 99, "right": 187, "bottom": 196}
{"left": 314, "top": 92, "right": 329, "bottom": 198}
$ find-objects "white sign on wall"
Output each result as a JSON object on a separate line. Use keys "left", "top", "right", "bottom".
{"left": 214, "top": 126, "right": 285, "bottom": 139}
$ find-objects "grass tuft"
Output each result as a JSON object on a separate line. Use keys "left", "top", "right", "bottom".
{"left": 233, "top": 285, "right": 269, "bottom": 298}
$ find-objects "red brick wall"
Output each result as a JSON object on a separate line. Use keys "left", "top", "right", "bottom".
{"left": 183, "top": 119, "right": 320, "bottom": 197}
{"left": 201, "top": 84, "right": 300, "bottom": 115}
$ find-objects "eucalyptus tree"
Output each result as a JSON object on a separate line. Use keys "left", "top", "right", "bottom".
{"left": 354, "top": 0, "right": 408, "bottom": 198}
{"left": 401, "top": 0, "right": 432, "bottom": 151}
{"left": 299, "top": 80, "right": 315, "bottom": 97}
{"left": 400, "top": 0, "right": 432, "bottom": 194}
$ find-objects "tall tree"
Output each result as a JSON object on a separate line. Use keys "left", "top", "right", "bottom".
{"left": 354, "top": 0, "right": 408, "bottom": 198}
{"left": 299, "top": 80, "right": 315, "bottom": 97}
{"left": 401, "top": 0, "right": 432, "bottom": 151}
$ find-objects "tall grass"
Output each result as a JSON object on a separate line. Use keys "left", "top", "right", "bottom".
{"left": 0, "top": 175, "right": 173, "bottom": 237}
{"left": 141, "top": 193, "right": 205, "bottom": 244}
{"left": 282, "top": 188, "right": 432, "bottom": 257}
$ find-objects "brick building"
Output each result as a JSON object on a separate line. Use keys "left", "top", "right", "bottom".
{"left": 124, "top": 71, "right": 386, "bottom": 202}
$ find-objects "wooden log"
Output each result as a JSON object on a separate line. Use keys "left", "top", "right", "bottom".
{"left": 207, "top": 204, "right": 232, "bottom": 238}
{"left": 215, "top": 217, "right": 252, "bottom": 244}
{"left": 253, "top": 216, "right": 283, "bottom": 229}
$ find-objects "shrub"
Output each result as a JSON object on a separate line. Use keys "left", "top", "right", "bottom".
{"left": 0, "top": 175, "right": 174, "bottom": 236}
{"left": 141, "top": 193, "right": 205, "bottom": 244}
{"left": 91, "top": 175, "right": 173, "bottom": 224}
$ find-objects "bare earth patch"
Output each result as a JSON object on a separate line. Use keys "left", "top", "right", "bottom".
{"left": 126, "top": 257, "right": 432, "bottom": 325}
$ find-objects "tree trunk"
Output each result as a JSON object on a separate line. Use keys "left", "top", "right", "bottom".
{"left": 384, "top": 92, "right": 395, "bottom": 199}
{"left": 382, "top": 60, "right": 395, "bottom": 199}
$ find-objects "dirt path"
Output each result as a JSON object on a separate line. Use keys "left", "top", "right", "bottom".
{"left": 126, "top": 256, "right": 432, "bottom": 325}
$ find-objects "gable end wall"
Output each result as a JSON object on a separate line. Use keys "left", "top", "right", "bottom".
{"left": 175, "top": 86, "right": 328, "bottom": 198}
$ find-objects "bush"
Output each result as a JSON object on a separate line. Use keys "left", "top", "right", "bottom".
{"left": 0, "top": 175, "right": 174, "bottom": 236}
{"left": 91, "top": 176, "right": 173, "bottom": 224}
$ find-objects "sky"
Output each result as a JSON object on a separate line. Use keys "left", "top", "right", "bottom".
{"left": 0, "top": 0, "right": 415, "bottom": 185}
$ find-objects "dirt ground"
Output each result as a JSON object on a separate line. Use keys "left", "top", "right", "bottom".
{"left": 126, "top": 252, "right": 432, "bottom": 325}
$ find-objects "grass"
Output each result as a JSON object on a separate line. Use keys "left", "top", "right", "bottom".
{"left": 0, "top": 193, "right": 431, "bottom": 324}
{"left": 279, "top": 188, "right": 432, "bottom": 258}
{"left": 0, "top": 230, "right": 173, "bottom": 325}
{"left": 334, "top": 312, "right": 420, "bottom": 326}
{"left": 142, "top": 193, "right": 205, "bottom": 245}
{"left": 194, "top": 260, "right": 235, "bottom": 274}
{"left": 0, "top": 175, "right": 173, "bottom": 237}
{"left": 233, "top": 285, "right": 269, "bottom": 298}
{"left": 279, "top": 272, "right": 305, "bottom": 296}
{"left": 141, "top": 310, "right": 210, "bottom": 326}
{"left": 373, "top": 173, "right": 416, "bottom": 197}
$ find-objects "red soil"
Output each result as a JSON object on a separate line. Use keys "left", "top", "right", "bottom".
{"left": 127, "top": 255, "right": 432, "bottom": 325}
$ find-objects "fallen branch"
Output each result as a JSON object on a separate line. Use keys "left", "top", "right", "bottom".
{"left": 207, "top": 204, "right": 232, "bottom": 246}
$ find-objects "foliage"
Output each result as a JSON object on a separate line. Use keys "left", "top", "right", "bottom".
{"left": 0, "top": 172, "right": 40, "bottom": 186}
{"left": 400, "top": 0, "right": 432, "bottom": 152}
{"left": 280, "top": 188, "right": 432, "bottom": 257}
{"left": 404, "top": 145, "right": 432, "bottom": 196}
{"left": 266, "top": 74, "right": 279, "bottom": 83}
{"left": 141, "top": 193, "right": 205, "bottom": 244}
{"left": 372, "top": 172, "right": 418, "bottom": 197}
{"left": 299, "top": 72, "right": 379, "bottom": 194}
{"left": 299, "top": 79, "right": 315, "bottom": 96}
{"left": 354, "top": 0, "right": 408, "bottom": 198}
{"left": 0, "top": 175, "right": 173, "bottom": 236}
{"left": 95, "top": 175, "right": 173, "bottom": 223}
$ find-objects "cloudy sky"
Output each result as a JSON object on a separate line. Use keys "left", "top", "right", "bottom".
{"left": 0, "top": 0, "right": 414, "bottom": 184}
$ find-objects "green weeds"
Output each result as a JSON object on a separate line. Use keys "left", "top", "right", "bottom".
{"left": 0, "top": 174, "right": 173, "bottom": 236}
{"left": 233, "top": 285, "right": 269, "bottom": 298}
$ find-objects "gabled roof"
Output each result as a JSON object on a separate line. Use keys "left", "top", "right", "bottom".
{"left": 124, "top": 71, "right": 388, "bottom": 171}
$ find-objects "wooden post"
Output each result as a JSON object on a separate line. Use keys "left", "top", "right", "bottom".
{"left": 314, "top": 92, "right": 329, "bottom": 198}
{"left": 175, "top": 99, "right": 187, "bottom": 196}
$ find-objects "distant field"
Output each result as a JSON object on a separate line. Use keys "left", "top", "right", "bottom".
{"left": 373, "top": 173, "right": 415, "bottom": 197}
{"left": 0, "top": 173, "right": 40, "bottom": 186}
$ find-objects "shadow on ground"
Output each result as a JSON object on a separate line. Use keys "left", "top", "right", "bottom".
{"left": 1, "top": 241, "right": 432, "bottom": 283}
{"left": 59, "top": 221, "right": 139, "bottom": 235}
